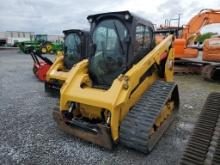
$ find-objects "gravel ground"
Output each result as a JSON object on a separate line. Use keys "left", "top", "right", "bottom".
{"left": 0, "top": 49, "right": 220, "bottom": 165}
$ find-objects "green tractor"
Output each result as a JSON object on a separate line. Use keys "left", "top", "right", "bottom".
{"left": 18, "top": 34, "right": 63, "bottom": 54}
{"left": 48, "top": 42, "right": 63, "bottom": 54}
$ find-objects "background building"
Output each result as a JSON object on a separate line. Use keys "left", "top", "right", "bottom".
{"left": 0, "top": 31, "right": 64, "bottom": 46}
{"left": 0, "top": 32, "right": 7, "bottom": 46}
{"left": 47, "top": 35, "right": 64, "bottom": 43}
{"left": 6, "top": 31, "right": 35, "bottom": 46}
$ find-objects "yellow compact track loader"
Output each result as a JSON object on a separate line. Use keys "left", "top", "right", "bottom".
{"left": 45, "top": 29, "right": 89, "bottom": 95}
{"left": 53, "top": 11, "right": 179, "bottom": 153}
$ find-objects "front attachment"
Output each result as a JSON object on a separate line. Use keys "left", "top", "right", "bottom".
{"left": 52, "top": 107, "right": 113, "bottom": 149}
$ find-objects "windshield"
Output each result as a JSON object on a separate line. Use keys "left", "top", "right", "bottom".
{"left": 35, "top": 35, "right": 47, "bottom": 42}
{"left": 64, "top": 33, "right": 82, "bottom": 69}
{"left": 89, "top": 19, "right": 128, "bottom": 86}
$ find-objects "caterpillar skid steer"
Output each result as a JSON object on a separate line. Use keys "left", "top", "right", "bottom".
{"left": 53, "top": 11, "right": 179, "bottom": 153}
{"left": 45, "top": 29, "right": 89, "bottom": 95}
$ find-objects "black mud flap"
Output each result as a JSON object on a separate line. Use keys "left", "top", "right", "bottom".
{"left": 52, "top": 107, "right": 113, "bottom": 149}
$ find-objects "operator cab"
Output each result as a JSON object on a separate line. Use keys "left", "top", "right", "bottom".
{"left": 87, "top": 11, "right": 155, "bottom": 88}
{"left": 63, "top": 29, "right": 89, "bottom": 70}
{"left": 35, "top": 34, "right": 47, "bottom": 42}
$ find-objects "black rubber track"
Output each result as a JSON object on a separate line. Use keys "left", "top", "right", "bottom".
{"left": 120, "top": 80, "right": 179, "bottom": 153}
{"left": 179, "top": 92, "right": 220, "bottom": 165}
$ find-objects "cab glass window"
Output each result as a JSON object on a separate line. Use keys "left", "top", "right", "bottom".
{"left": 134, "top": 25, "right": 152, "bottom": 56}
{"left": 63, "top": 33, "right": 82, "bottom": 69}
{"left": 89, "top": 19, "right": 128, "bottom": 86}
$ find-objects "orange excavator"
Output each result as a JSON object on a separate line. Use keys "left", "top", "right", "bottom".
{"left": 173, "top": 9, "right": 220, "bottom": 58}
{"left": 173, "top": 9, "right": 220, "bottom": 80}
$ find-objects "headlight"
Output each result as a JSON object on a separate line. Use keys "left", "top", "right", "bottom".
{"left": 125, "top": 14, "right": 130, "bottom": 20}
{"left": 88, "top": 18, "right": 93, "bottom": 23}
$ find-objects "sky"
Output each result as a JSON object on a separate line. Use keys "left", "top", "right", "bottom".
{"left": 0, "top": 0, "right": 219, "bottom": 34}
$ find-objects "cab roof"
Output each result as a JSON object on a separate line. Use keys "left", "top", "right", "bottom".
{"left": 63, "top": 29, "right": 89, "bottom": 35}
{"left": 87, "top": 10, "right": 154, "bottom": 29}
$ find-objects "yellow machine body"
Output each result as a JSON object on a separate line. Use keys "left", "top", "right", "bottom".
{"left": 60, "top": 35, "right": 175, "bottom": 141}
{"left": 46, "top": 54, "right": 70, "bottom": 82}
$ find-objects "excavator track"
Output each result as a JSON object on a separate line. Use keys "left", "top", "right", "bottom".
{"left": 174, "top": 65, "right": 203, "bottom": 74}
{"left": 120, "top": 80, "right": 179, "bottom": 153}
{"left": 201, "top": 64, "right": 215, "bottom": 80}
{"left": 201, "top": 64, "right": 220, "bottom": 81}
{"left": 175, "top": 60, "right": 220, "bottom": 81}
{"left": 174, "top": 60, "right": 204, "bottom": 74}
{"left": 179, "top": 92, "right": 220, "bottom": 165}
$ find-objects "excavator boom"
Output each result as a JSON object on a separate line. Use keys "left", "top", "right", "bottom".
{"left": 174, "top": 9, "right": 220, "bottom": 58}
{"left": 183, "top": 9, "right": 220, "bottom": 40}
